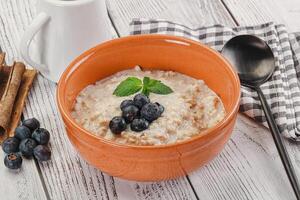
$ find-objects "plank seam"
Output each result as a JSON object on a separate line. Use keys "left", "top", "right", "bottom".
{"left": 107, "top": 7, "right": 121, "bottom": 37}
{"left": 33, "top": 157, "right": 51, "bottom": 200}
{"left": 186, "top": 175, "right": 200, "bottom": 200}
{"left": 219, "top": 0, "right": 240, "bottom": 26}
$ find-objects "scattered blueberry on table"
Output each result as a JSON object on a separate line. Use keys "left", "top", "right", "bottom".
{"left": 2, "top": 137, "right": 20, "bottom": 154}
{"left": 2, "top": 117, "right": 52, "bottom": 170}
{"left": 19, "top": 138, "right": 37, "bottom": 158}
{"left": 109, "top": 93, "right": 164, "bottom": 134}
{"left": 4, "top": 153, "right": 22, "bottom": 170}
{"left": 14, "top": 125, "right": 31, "bottom": 140}
{"left": 22, "top": 118, "right": 40, "bottom": 132}
{"left": 33, "top": 145, "right": 51, "bottom": 161}
{"left": 32, "top": 128, "right": 50, "bottom": 145}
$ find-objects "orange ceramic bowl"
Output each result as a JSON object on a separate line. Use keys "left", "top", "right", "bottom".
{"left": 57, "top": 35, "right": 240, "bottom": 181}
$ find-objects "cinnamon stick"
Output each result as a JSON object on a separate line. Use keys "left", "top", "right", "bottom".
{"left": 7, "top": 69, "right": 37, "bottom": 137}
{"left": 0, "top": 53, "right": 7, "bottom": 98}
{"left": 0, "top": 53, "right": 5, "bottom": 71}
{"left": 0, "top": 62, "right": 25, "bottom": 137}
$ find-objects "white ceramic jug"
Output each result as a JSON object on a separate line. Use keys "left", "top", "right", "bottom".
{"left": 20, "top": 0, "right": 111, "bottom": 82}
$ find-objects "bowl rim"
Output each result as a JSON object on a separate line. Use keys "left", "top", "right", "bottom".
{"left": 57, "top": 34, "right": 241, "bottom": 150}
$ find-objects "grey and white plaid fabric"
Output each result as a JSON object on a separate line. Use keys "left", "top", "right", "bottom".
{"left": 130, "top": 18, "right": 300, "bottom": 140}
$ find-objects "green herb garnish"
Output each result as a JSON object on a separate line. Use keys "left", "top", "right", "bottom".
{"left": 113, "top": 77, "right": 143, "bottom": 96}
{"left": 113, "top": 76, "right": 173, "bottom": 97}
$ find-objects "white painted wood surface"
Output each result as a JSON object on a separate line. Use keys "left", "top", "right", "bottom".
{"left": 0, "top": 0, "right": 300, "bottom": 199}
{"left": 223, "top": 0, "right": 300, "bottom": 32}
{"left": 0, "top": 152, "right": 47, "bottom": 200}
{"left": 108, "top": 0, "right": 236, "bottom": 35}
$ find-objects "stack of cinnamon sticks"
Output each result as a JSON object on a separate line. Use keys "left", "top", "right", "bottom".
{"left": 0, "top": 53, "right": 37, "bottom": 143}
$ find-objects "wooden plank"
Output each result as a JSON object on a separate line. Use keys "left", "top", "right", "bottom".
{"left": 107, "top": 0, "right": 297, "bottom": 199}
{"left": 114, "top": 177, "right": 197, "bottom": 200}
{"left": 222, "top": 0, "right": 300, "bottom": 32}
{"left": 107, "top": 0, "right": 236, "bottom": 35}
{"left": 189, "top": 115, "right": 295, "bottom": 200}
{"left": 0, "top": 151, "right": 47, "bottom": 200}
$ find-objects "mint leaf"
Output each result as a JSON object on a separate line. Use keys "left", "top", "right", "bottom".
{"left": 141, "top": 87, "right": 150, "bottom": 96}
{"left": 113, "top": 77, "right": 142, "bottom": 97}
{"left": 148, "top": 81, "right": 173, "bottom": 95}
{"left": 141, "top": 77, "right": 151, "bottom": 96}
{"left": 143, "top": 76, "right": 173, "bottom": 95}
{"left": 143, "top": 76, "right": 161, "bottom": 87}
{"left": 143, "top": 77, "right": 150, "bottom": 86}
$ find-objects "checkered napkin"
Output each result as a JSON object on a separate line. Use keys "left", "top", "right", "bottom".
{"left": 130, "top": 19, "right": 300, "bottom": 141}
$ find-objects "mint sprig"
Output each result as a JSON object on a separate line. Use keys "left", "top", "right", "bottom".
{"left": 113, "top": 76, "right": 173, "bottom": 97}
{"left": 113, "top": 77, "right": 143, "bottom": 97}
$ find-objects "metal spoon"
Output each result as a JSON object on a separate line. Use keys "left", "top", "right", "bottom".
{"left": 221, "top": 35, "right": 300, "bottom": 200}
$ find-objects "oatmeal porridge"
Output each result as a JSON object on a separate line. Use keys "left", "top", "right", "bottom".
{"left": 72, "top": 66, "right": 226, "bottom": 146}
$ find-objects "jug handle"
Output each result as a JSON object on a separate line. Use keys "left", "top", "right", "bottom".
{"left": 20, "top": 12, "right": 50, "bottom": 74}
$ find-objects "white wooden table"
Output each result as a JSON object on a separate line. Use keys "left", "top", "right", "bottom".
{"left": 0, "top": 0, "right": 300, "bottom": 199}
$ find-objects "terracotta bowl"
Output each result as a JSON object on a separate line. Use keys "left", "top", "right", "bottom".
{"left": 57, "top": 34, "right": 240, "bottom": 181}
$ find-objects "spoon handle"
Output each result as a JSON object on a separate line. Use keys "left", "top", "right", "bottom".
{"left": 257, "top": 87, "right": 300, "bottom": 199}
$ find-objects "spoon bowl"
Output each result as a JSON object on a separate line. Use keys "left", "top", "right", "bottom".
{"left": 222, "top": 35, "right": 275, "bottom": 87}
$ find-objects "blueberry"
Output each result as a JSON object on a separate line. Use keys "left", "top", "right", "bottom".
{"left": 120, "top": 100, "right": 134, "bottom": 111}
{"left": 130, "top": 118, "right": 149, "bottom": 132}
{"left": 14, "top": 125, "right": 31, "bottom": 140}
{"left": 19, "top": 138, "right": 37, "bottom": 158}
{"left": 133, "top": 93, "right": 150, "bottom": 109}
{"left": 109, "top": 116, "right": 127, "bottom": 134}
{"left": 155, "top": 102, "right": 165, "bottom": 115}
{"left": 140, "top": 103, "right": 161, "bottom": 122}
{"left": 32, "top": 128, "right": 50, "bottom": 145}
{"left": 4, "top": 153, "right": 22, "bottom": 169}
{"left": 2, "top": 137, "right": 20, "bottom": 154}
{"left": 122, "top": 105, "right": 140, "bottom": 123}
{"left": 33, "top": 145, "right": 51, "bottom": 161}
{"left": 23, "top": 118, "right": 40, "bottom": 132}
